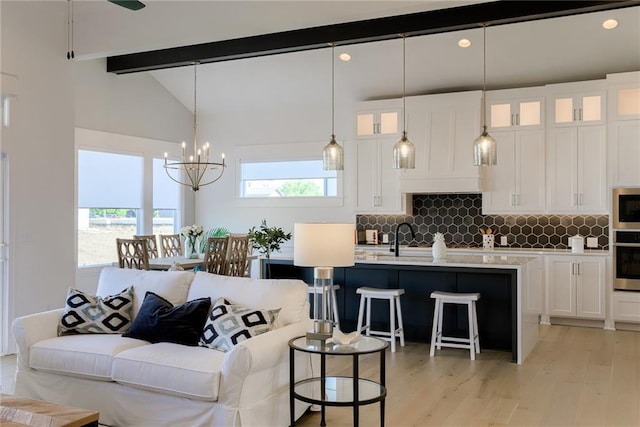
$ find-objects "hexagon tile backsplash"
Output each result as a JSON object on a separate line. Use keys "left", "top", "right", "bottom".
{"left": 356, "top": 194, "right": 609, "bottom": 250}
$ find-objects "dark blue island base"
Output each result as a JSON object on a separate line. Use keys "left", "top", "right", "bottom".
{"left": 263, "top": 259, "right": 519, "bottom": 363}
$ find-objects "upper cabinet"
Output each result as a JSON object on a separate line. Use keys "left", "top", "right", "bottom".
{"left": 608, "top": 71, "right": 640, "bottom": 121}
{"left": 547, "top": 81, "right": 606, "bottom": 127}
{"left": 355, "top": 99, "right": 402, "bottom": 138}
{"left": 607, "top": 72, "right": 640, "bottom": 187}
{"left": 487, "top": 88, "right": 544, "bottom": 131}
{"left": 398, "top": 91, "right": 482, "bottom": 194}
{"left": 546, "top": 81, "right": 607, "bottom": 214}
{"left": 354, "top": 99, "right": 408, "bottom": 214}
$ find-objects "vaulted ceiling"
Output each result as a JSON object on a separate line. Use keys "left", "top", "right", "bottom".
{"left": 73, "top": 1, "right": 640, "bottom": 114}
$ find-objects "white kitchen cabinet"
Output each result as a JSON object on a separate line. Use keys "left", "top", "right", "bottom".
{"left": 613, "top": 291, "right": 640, "bottom": 323}
{"left": 607, "top": 72, "right": 640, "bottom": 121}
{"left": 398, "top": 91, "right": 482, "bottom": 193}
{"left": 549, "top": 91, "right": 605, "bottom": 126}
{"left": 547, "top": 255, "right": 606, "bottom": 320}
{"left": 609, "top": 120, "right": 640, "bottom": 187}
{"left": 482, "top": 129, "right": 545, "bottom": 214}
{"left": 487, "top": 88, "right": 544, "bottom": 130}
{"left": 354, "top": 136, "right": 408, "bottom": 214}
{"left": 546, "top": 125, "right": 607, "bottom": 213}
{"left": 356, "top": 99, "right": 402, "bottom": 138}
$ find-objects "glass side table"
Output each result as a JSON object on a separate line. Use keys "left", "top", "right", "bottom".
{"left": 289, "top": 335, "right": 389, "bottom": 427}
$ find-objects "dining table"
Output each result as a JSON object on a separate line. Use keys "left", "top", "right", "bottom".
{"left": 148, "top": 256, "right": 205, "bottom": 271}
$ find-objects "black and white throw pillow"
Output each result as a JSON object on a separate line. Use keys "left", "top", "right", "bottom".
{"left": 200, "top": 297, "right": 280, "bottom": 352}
{"left": 57, "top": 287, "right": 134, "bottom": 336}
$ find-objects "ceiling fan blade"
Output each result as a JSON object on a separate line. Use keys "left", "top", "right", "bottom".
{"left": 108, "top": 0, "right": 145, "bottom": 11}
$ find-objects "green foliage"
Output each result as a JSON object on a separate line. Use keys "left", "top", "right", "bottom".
{"left": 90, "top": 208, "right": 129, "bottom": 217}
{"left": 278, "top": 181, "right": 322, "bottom": 197}
{"left": 199, "top": 227, "right": 230, "bottom": 252}
{"left": 248, "top": 220, "right": 291, "bottom": 278}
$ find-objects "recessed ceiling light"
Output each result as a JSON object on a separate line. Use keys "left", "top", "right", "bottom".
{"left": 603, "top": 19, "right": 618, "bottom": 30}
{"left": 458, "top": 38, "right": 472, "bottom": 48}
{"left": 339, "top": 53, "right": 351, "bottom": 62}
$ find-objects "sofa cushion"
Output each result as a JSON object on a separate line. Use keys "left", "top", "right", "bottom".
{"left": 200, "top": 297, "right": 280, "bottom": 352}
{"left": 57, "top": 286, "right": 134, "bottom": 336}
{"left": 112, "top": 342, "right": 225, "bottom": 401}
{"left": 123, "top": 292, "right": 211, "bottom": 346}
{"left": 29, "top": 334, "right": 148, "bottom": 381}
{"left": 187, "top": 272, "right": 308, "bottom": 327}
{"left": 97, "top": 267, "right": 194, "bottom": 318}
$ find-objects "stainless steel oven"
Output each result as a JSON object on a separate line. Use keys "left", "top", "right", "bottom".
{"left": 613, "top": 187, "right": 640, "bottom": 229}
{"left": 614, "top": 231, "right": 640, "bottom": 291}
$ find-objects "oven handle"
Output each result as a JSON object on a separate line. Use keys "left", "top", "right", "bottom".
{"left": 613, "top": 243, "right": 640, "bottom": 247}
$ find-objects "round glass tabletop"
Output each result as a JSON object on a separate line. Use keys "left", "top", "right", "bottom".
{"left": 289, "top": 335, "right": 389, "bottom": 355}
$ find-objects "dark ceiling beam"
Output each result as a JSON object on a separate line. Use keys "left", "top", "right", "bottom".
{"left": 107, "top": 0, "right": 640, "bottom": 74}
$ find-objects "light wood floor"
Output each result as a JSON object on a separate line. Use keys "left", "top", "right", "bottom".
{"left": 1, "top": 325, "right": 638, "bottom": 426}
{"left": 296, "top": 325, "right": 640, "bottom": 427}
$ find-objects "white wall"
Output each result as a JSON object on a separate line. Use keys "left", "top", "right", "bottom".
{"left": 195, "top": 101, "right": 359, "bottom": 244}
{"left": 1, "top": 1, "right": 195, "bottom": 351}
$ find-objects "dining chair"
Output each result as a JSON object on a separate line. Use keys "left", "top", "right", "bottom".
{"left": 116, "top": 238, "right": 150, "bottom": 270}
{"left": 203, "top": 237, "right": 229, "bottom": 275}
{"left": 133, "top": 235, "right": 159, "bottom": 259}
{"left": 226, "top": 234, "right": 250, "bottom": 277}
{"left": 160, "top": 234, "right": 183, "bottom": 257}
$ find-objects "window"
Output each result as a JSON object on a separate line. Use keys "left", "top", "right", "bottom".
{"left": 76, "top": 128, "right": 185, "bottom": 268}
{"left": 77, "top": 150, "right": 143, "bottom": 267}
{"left": 240, "top": 160, "right": 337, "bottom": 198}
{"left": 153, "top": 157, "right": 180, "bottom": 236}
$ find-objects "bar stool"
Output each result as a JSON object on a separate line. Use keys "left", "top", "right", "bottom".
{"left": 429, "top": 291, "right": 481, "bottom": 360}
{"left": 356, "top": 287, "right": 405, "bottom": 352}
{"left": 308, "top": 284, "right": 341, "bottom": 331}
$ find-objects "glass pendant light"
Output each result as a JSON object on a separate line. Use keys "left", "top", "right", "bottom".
{"left": 323, "top": 43, "right": 344, "bottom": 171}
{"left": 473, "top": 24, "right": 497, "bottom": 166}
{"left": 393, "top": 35, "right": 415, "bottom": 169}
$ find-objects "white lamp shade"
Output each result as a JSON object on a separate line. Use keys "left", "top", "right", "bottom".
{"left": 294, "top": 223, "right": 355, "bottom": 267}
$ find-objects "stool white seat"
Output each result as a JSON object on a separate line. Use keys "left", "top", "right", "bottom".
{"left": 307, "top": 284, "right": 341, "bottom": 331}
{"left": 429, "top": 291, "right": 481, "bottom": 360}
{"left": 356, "top": 287, "right": 405, "bottom": 352}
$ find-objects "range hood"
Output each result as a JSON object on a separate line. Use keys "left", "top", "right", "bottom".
{"left": 399, "top": 176, "right": 483, "bottom": 194}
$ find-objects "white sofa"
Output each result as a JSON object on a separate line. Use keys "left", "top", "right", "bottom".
{"left": 12, "top": 267, "right": 314, "bottom": 427}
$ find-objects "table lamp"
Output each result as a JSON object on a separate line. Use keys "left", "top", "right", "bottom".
{"left": 294, "top": 223, "right": 355, "bottom": 342}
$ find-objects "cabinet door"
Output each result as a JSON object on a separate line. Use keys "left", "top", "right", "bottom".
{"left": 547, "top": 257, "right": 576, "bottom": 317}
{"left": 482, "top": 131, "right": 516, "bottom": 213}
{"left": 612, "top": 87, "right": 640, "bottom": 120}
{"left": 354, "top": 139, "right": 377, "bottom": 211}
{"left": 610, "top": 120, "right": 640, "bottom": 186}
{"left": 489, "top": 99, "right": 542, "bottom": 130}
{"left": 547, "top": 127, "right": 578, "bottom": 213}
{"left": 377, "top": 137, "right": 403, "bottom": 213}
{"left": 576, "top": 258, "right": 606, "bottom": 319}
{"left": 356, "top": 110, "right": 400, "bottom": 137}
{"left": 552, "top": 93, "right": 604, "bottom": 126}
{"left": 515, "top": 130, "right": 545, "bottom": 212}
{"left": 576, "top": 126, "right": 606, "bottom": 213}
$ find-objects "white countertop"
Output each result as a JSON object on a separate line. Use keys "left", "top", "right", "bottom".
{"left": 355, "top": 245, "right": 610, "bottom": 257}
{"left": 354, "top": 252, "right": 537, "bottom": 268}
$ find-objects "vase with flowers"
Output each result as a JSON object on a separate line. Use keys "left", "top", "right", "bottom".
{"left": 181, "top": 224, "right": 204, "bottom": 259}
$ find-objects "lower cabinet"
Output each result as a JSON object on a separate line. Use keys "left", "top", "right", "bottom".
{"left": 613, "top": 291, "right": 640, "bottom": 323}
{"left": 547, "top": 255, "right": 606, "bottom": 319}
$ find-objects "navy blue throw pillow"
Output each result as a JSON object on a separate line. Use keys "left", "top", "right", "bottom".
{"left": 123, "top": 291, "right": 211, "bottom": 346}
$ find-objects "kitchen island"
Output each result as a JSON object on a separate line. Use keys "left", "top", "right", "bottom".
{"left": 263, "top": 252, "right": 541, "bottom": 364}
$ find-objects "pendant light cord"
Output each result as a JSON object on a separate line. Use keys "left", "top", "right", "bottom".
{"left": 482, "top": 24, "right": 487, "bottom": 129}
{"left": 67, "top": 0, "right": 74, "bottom": 60}
{"left": 331, "top": 43, "right": 335, "bottom": 137}
{"left": 193, "top": 62, "right": 198, "bottom": 154}
{"left": 402, "top": 34, "right": 407, "bottom": 133}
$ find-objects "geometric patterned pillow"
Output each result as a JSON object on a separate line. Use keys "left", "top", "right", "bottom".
{"left": 199, "top": 297, "right": 280, "bottom": 352}
{"left": 57, "top": 286, "right": 134, "bottom": 336}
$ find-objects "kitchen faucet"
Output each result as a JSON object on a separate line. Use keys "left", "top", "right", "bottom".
{"left": 392, "top": 222, "right": 416, "bottom": 257}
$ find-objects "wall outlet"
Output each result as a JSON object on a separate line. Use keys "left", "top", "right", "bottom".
{"left": 586, "top": 237, "right": 598, "bottom": 248}
{"left": 382, "top": 234, "right": 389, "bottom": 244}
{"left": 500, "top": 236, "right": 508, "bottom": 246}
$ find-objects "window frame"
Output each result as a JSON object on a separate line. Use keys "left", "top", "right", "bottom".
{"left": 75, "top": 128, "right": 186, "bottom": 269}
{"left": 234, "top": 142, "right": 344, "bottom": 208}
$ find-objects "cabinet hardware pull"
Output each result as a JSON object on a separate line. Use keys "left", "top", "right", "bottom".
{"left": 516, "top": 113, "right": 520, "bottom": 126}
{"left": 511, "top": 194, "right": 515, "bottom": 206}
{"left": 577, "top": 263, "right": 580, "bottom": 275}
{"left": 573, "top": 109, "right": 576, "bottom": 122}
{"left": 579, "top": 193, "right": 584, "bottom": 206}
{"left": 579, "top": 108, "right": 583, "bottom": 121}
{"left": 572, "top": 263, "right": 576, "bottom": 275}
{"left": 511, "top": 114, "right": 515, "bottom": 126}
